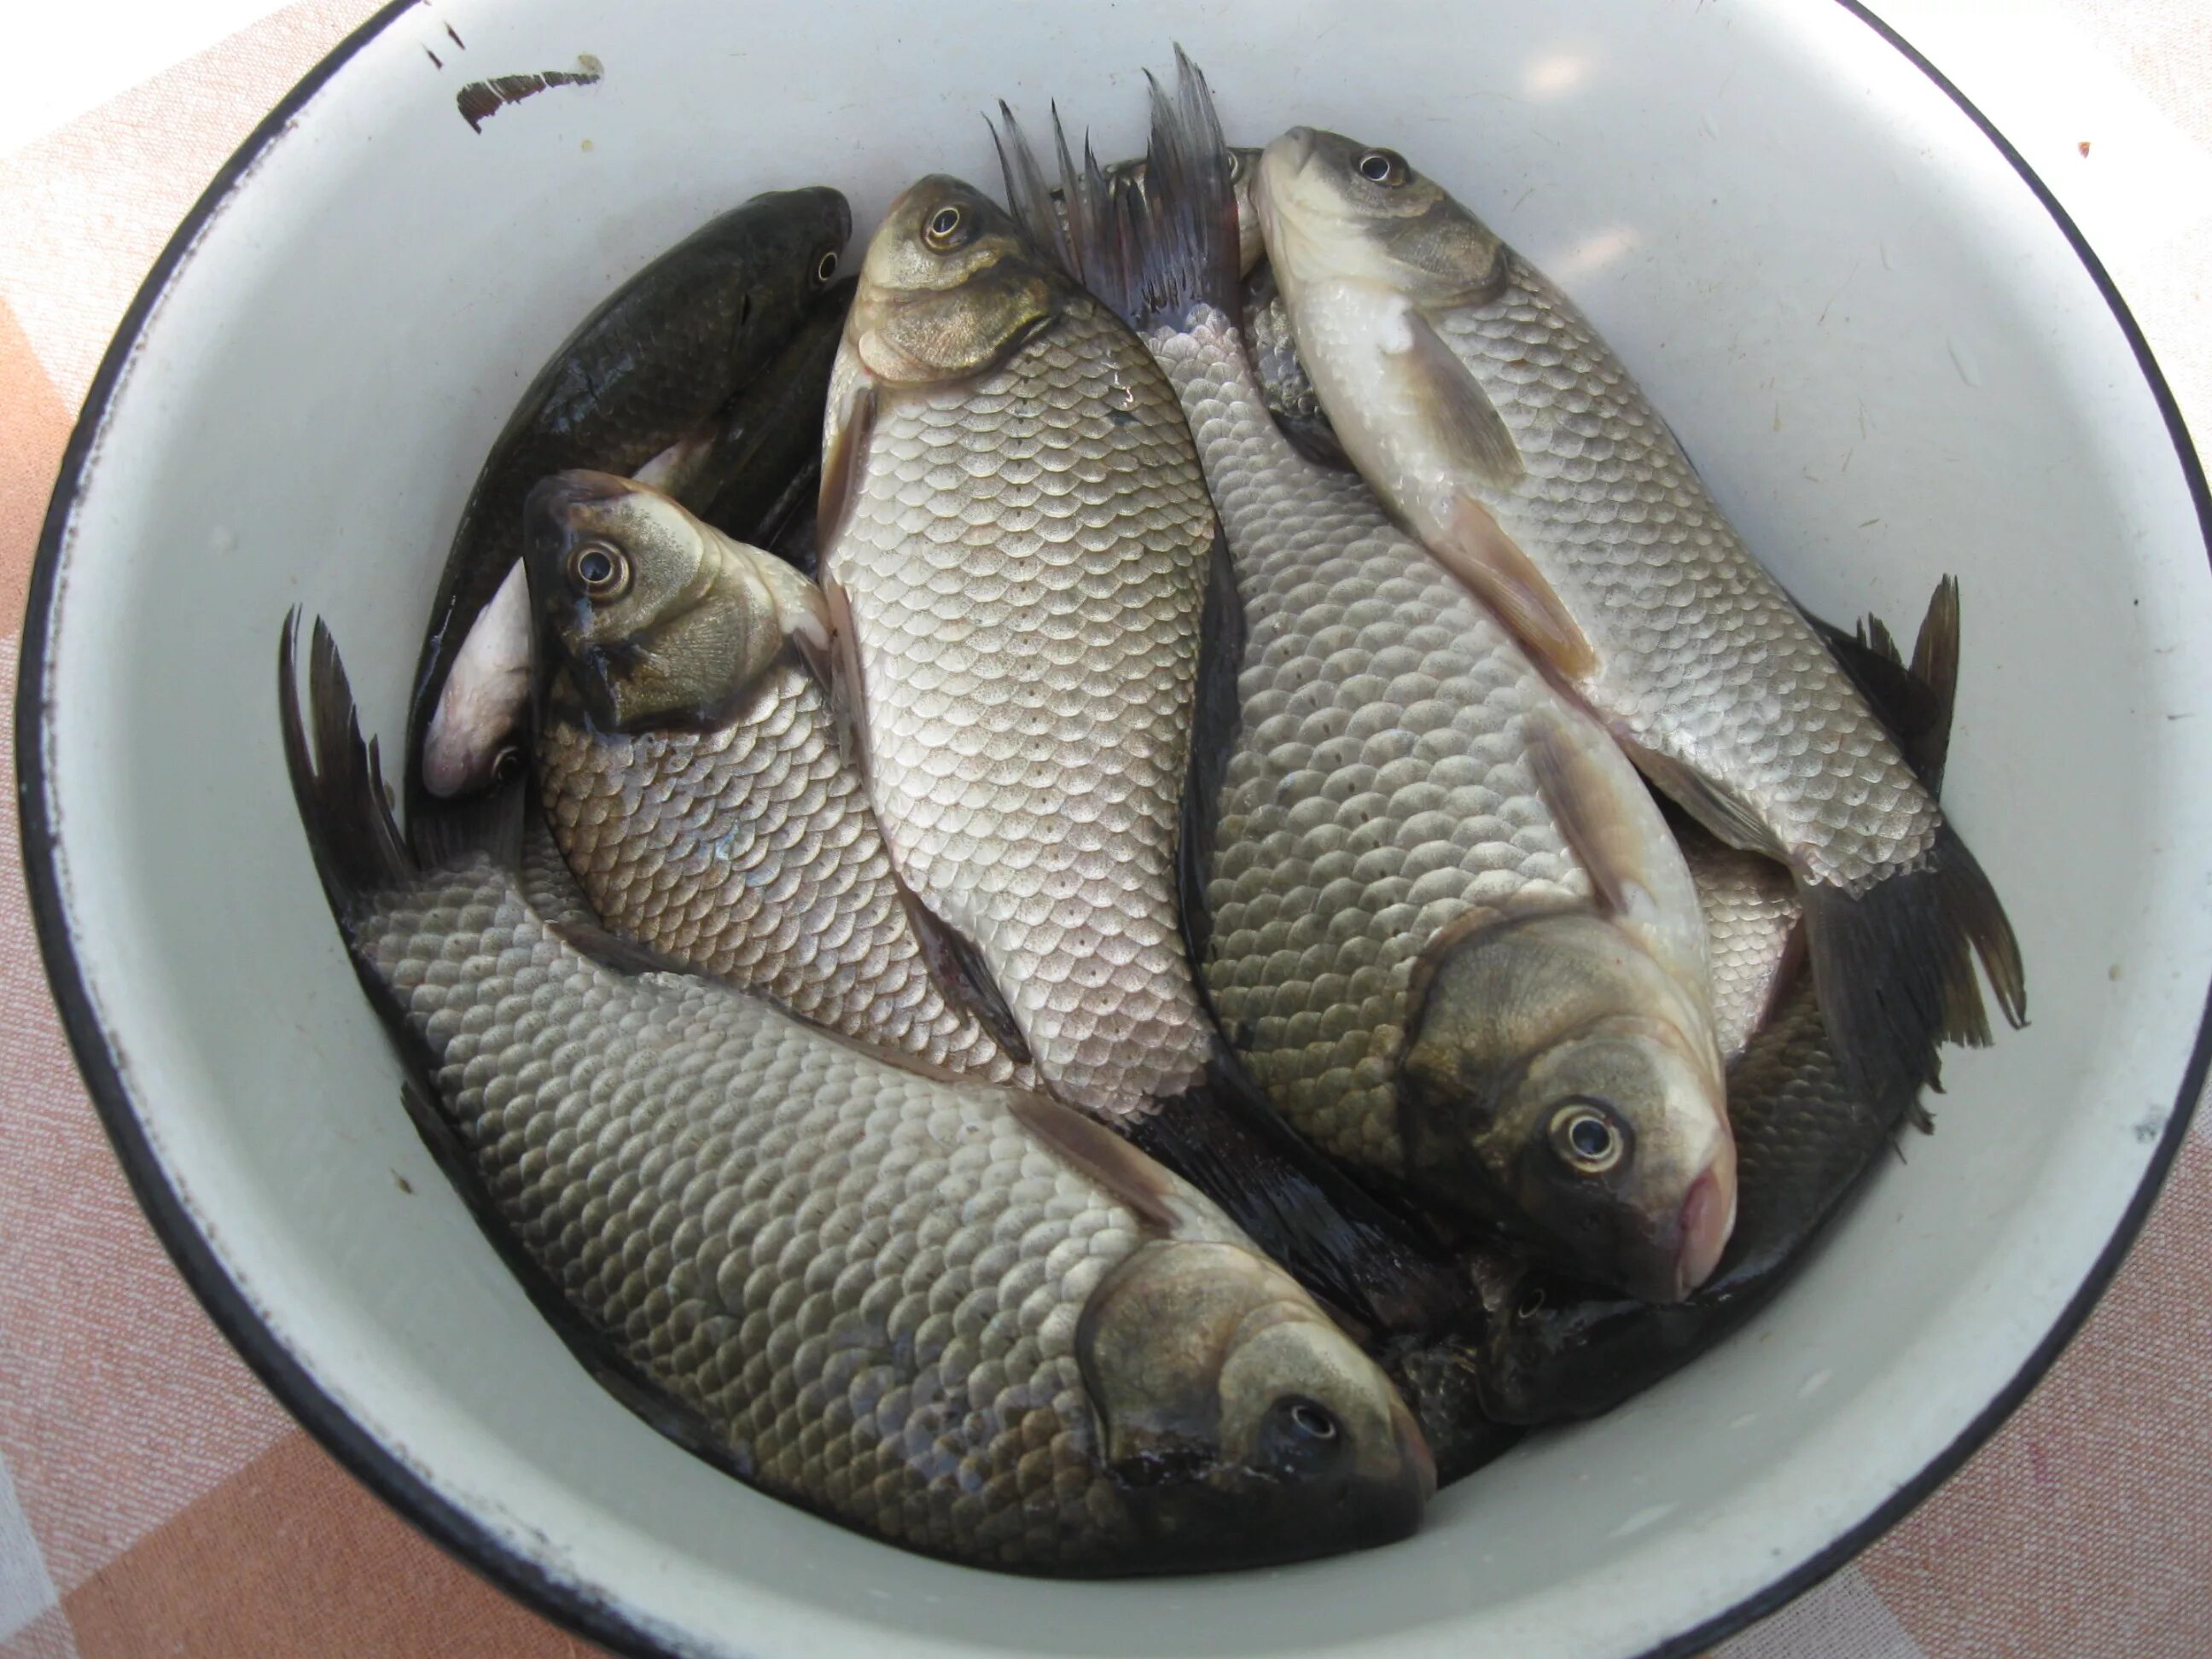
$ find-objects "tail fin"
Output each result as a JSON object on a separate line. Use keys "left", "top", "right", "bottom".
{"left": 1802, "top": 823, "right": 2024, "bottom": 1101}
{"left": 994, "top": 48, "right": 1241, "bottom": 329}
{"left": 1801, "top": 573, "right": 2022, "bottom": 1098}
{"left": 280, "top": 610, "right": 412, "bottom": 922}
{"left": 1126, "top": 1048, "right": 1478, "bottom": 1339}
{"left": 279, "top": 610, "right": 521, "bottom": 925}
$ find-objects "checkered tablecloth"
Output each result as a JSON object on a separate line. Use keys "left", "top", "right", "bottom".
{"left": 3, "top": 3, "right": 2206, "bottom": 1654}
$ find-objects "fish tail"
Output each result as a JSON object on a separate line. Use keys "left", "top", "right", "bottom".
{"left": 1126, "top": 1048, "right": 1477, "bottom": 1339}
{"left": 279, "top": 610, "right": 520, "bottom": 924}
{"left": 996, "top": 48, "right": 1240, "bottom": 329}
{"left": 1801, "top": 823, "right": 2026, "bottom": 1100}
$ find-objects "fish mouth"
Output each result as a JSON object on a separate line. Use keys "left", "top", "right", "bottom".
{"left": 1673, "top": 1166, "right": 1736, "bottom": 1299}
{"left": 1269, "top": 125, "right": 1321, "bottom": 175}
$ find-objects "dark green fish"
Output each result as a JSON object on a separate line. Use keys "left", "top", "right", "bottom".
{"left": 409, "top": 187, "right": 850, "bottom": 812}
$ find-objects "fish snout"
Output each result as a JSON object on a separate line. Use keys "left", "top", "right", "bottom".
{"left": 1674, "top": 1164, "right": 1736, "bottom": 1299}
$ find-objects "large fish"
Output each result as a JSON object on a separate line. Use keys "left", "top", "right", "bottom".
{"left": 410, "top": 188, "right": 852, "bottom": 811}
{"left": 281, "top": 617, "right": 1432, "bottom": 1575}
{"left": 1474, "top": 586, "right": 1962, "bottom": 1423}
{"left": 817, "top": 173, "right": 1464, "bottom": 1332}
{"left": 521, "top": 470, "right": 1034, "bottom": 1083}
{"left": 1254, "top": 130, "right": 2024, "bottom": 1102}
{"left": 1002, "top": 61, "right": 1734, "bottom": 1305}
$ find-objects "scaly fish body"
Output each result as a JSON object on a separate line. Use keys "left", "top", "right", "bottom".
{"left": 284, "top": 620, "right": 1432, "bottom": 1574}
{"left": 1257, "top": 131, "right": 2023, "bottom": 1103}
{"left": 524, "top": 474, "right": 1033, "bottom": 1083}
{"left": 821, "top": 178, "right": 1218, "bottom": 1116}
{"left": 410, "top": 187, "right": 851, "bottom": 812}
{"left": 1686, "top": 827, "right": 1800, "bottom": 1064}
{"left": 1475, "top": 588, "right": 1964, "bottom": 1421}
{"left": 1010, "top": 63, "right": 1733, "bottom": 1304}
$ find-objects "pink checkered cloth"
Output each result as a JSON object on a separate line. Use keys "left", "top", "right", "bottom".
{"left": 1, "top": 4, "right": 2205, "bottom": 1655}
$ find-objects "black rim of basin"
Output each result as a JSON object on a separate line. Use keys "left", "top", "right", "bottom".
{"left": 15, "top": 4, "right": 2211, "bottom": 1655}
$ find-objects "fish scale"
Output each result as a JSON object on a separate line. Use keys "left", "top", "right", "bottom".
{"left": 1157, "top": 306, "right": 1611, "bottom": 1173}
{"left": 1301, "top": 260, "right": 1941, "bottom": 894}
{"left": 831, "top": 300, "right": 1218, "bottom": 1116}
{"left": 357, "top": 855, "right": 1164, "bottom": 1569}
{"left": 1686, "top": 830, "right": 1802, "bottom": 1062}
{"left": 536, "top": 667, "right": 1033, "bottom": 1086}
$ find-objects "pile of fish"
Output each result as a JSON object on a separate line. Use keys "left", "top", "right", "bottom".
{"left": 278, "top": 52, "right": 2023, "bottom": 1575}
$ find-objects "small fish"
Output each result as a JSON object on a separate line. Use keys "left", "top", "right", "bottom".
{"left": 1004, "top": 59, "right": 1734, "bottom": 1305}
{"left": 1474, "top": 586, "right": 1963, "bottom": 1422}
{"left": 522, "top": 470, "right": 1033, "bottom": 1083}
{"left": 819, "top": 172, "right": 1466, "bottom": 1332}
{"left": 280, "top": 616, "right": 1433, "bottom": 1573}
{"left": 409, "top": 187, "right": 852, "bottom": 824}
{"left": 1254, "top": 128, "right": 2024, "bottom": 1103}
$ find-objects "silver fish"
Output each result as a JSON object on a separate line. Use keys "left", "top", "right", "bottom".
{"left": 521, "top": 471, "right": 1034, "bottom": 1084}
{"left": 1004, "top": 61, "right": 1735, "bottom": 1304}
{"left": 819, "top": 174, "right": 1466, "bottom": 1332}
{"left": 1255, "top": 128, "right": 2023, "bottom": 1103}
{"left": 281, "top": 615, "right": 1432, "bottom": 1575}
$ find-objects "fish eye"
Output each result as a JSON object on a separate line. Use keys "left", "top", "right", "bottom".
{"left": 1256, "top": 1394, "right": 1345, "bottom": 1479}
{"left": 488, "top": 747, "right": 522, "bottom": 785}
{"left": 923, "top": 204, "right": 970, "bottom": 252}
{"left": 814, "top": 247, "right": 839, "bottom": 284}
{"left": 567, "top": 541, "right": 631, "bottom": 602}
{"left": 1549, "top": 1098, "right": 1627, "bottom": 1175}
{"left": 1356, "top": 148, "right": 1409, "bottom": 188}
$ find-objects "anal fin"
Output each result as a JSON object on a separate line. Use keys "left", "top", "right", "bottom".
{"left": 888, "top": 867, "right": 1033, "bottom": 1066}
{"left": 1426, "top": 494, "right": 1598, "bottom": 684}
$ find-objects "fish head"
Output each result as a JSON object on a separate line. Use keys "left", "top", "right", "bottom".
{"left": 1256, "top": 126, "right": 1505, "bottom": 306}
{"left": 522, "top": 470, "right": 809, "bottom": 733}
{"left": 847, "top": 174, "right": 1067, "bottom": 387}
{"left": 1400, "top": 911, "right": 1736, "bottom": 1303}
{"left": 1077, "top": 1237, "right": 1432, "bottom": 1566}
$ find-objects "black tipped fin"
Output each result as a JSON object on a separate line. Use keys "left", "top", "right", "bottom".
{"left": 1394, "top": 308, "right": 1524, "bottom": 490}
{"left": 1009, "top": 1093, "right": 1179, "bottom": 1232}
{"left": 1004, "top": 49, "right": 1239, "bottom": 328}
{"left": 1175, "top": 531, "right": 1246, "bottom": 975}
{"left": 1909, "top": 577, "right": 1962, "bottom": 791}
{"left": 280, "top": 611, "right": 413, "bottom": 920}
{"left": 1802, "top": 822, "right": 2025, "bottom": 1099}
{"left": 1808, "top": 578, "right": 1964, "bottom": 789}
{"left": 887, "top": 868, "right": 1033, "bottom": 1066}
{"left": 1125, "top": 1049, "right": 1476, "bottom": 1338}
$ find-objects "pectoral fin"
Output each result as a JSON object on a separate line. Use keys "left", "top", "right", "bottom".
{"left": 816, "top": 364, "right": 876, "bottom": 556}
{"left": 1426, "top": 495, "right": 1598, "bottom": 684}
{"left": 887, "top": 865, "right": 1033, "bottom": 1067}
{"left": 818, "top": 577, "right": 871, "bottom": 785}
{"left": 1391, "top": 307, "right": 1524, "bottom": 491}
{"left": 1524, "top": 711, "right": 1662, "bottom": 922}
{"left": 1009, "top": 1092, "right": 1179, "bottom": 1233}
{"left": 1619, "top": 737, "right": 1782, "bottom": 861}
